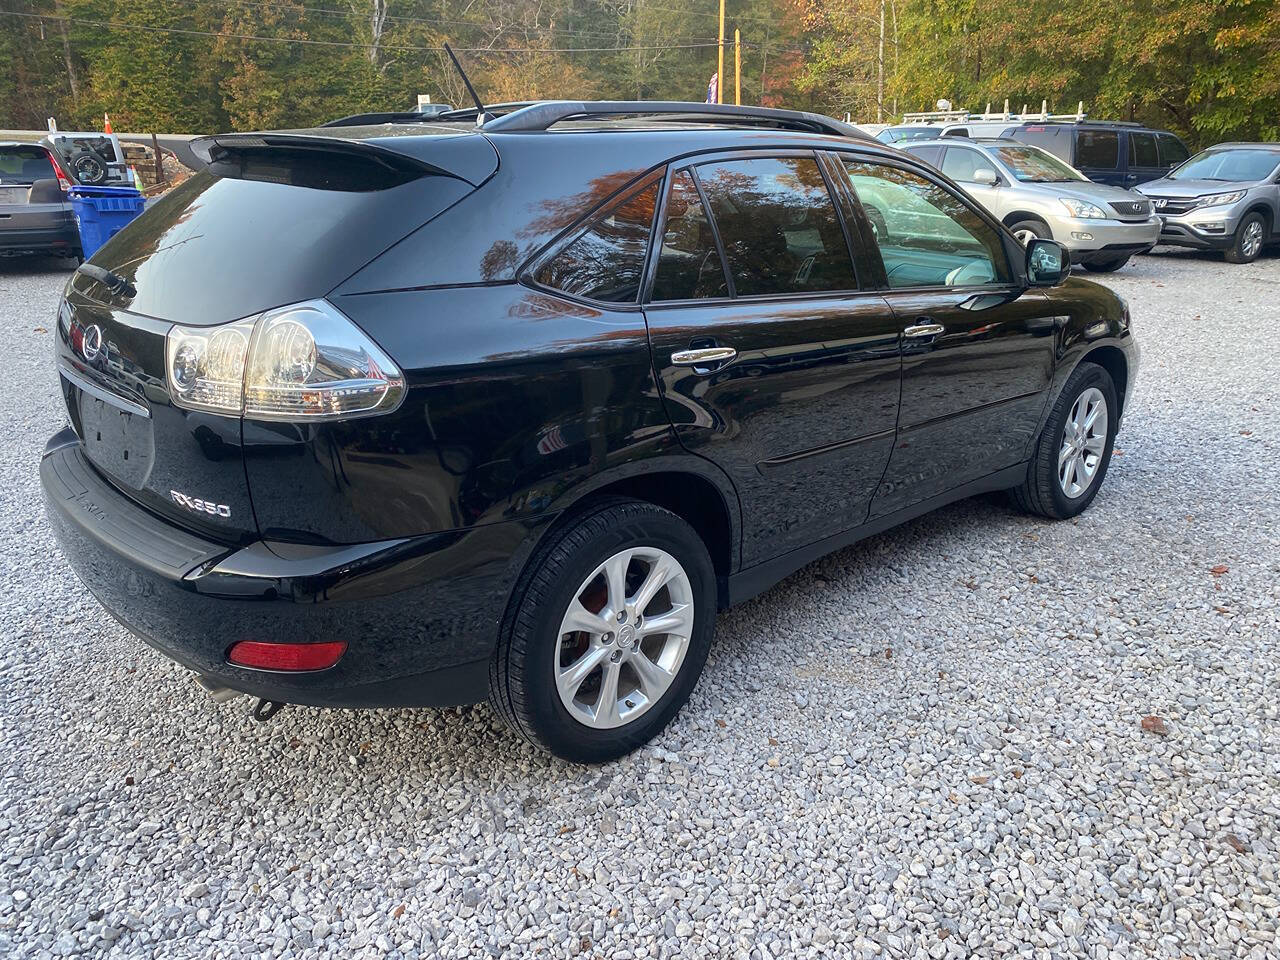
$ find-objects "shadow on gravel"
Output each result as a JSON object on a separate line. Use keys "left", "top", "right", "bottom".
{"left": 0, "top": 253, "right": 79, "bottom": 275}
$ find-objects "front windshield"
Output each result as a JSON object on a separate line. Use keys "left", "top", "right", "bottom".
{"left": 990, "top": 144, "right": 1085, "bottom": 182}
{"left": 1170, "top": 149, "right": 1280, "bottom": 182}
{"left": 879, "top": 127, "right": 940, "bottom": 144}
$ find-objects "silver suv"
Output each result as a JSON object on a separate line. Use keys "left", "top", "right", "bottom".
{"left": 1137, "top": 143, "right": 1280, "bottom": 264}
{"left": 902, "top": 138, "right": 1160, "bottom": 272}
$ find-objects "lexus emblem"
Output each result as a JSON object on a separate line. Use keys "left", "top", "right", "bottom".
{"left": 82, "top": 324, "right": 103, "bottom": 362}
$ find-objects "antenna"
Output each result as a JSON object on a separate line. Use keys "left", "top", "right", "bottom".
{"left": 443, "top": 43, "right": 492, "bottom": 126}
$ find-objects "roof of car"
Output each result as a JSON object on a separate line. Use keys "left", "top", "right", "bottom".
{"left": 1203, "top": 142, "right": 1280, "bottom": 150}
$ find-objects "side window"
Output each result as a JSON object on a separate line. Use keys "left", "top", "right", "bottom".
{"left": 1130, "top": 132, "right": 1159, "bottom": 168}
{"left": 1157, "top": 134, "right": 1189, "bottom": 168}
{"left": 693, "top": 156, "right": 856, "bottom": 297}
{"left": 841, "top": 159, "right": 1010, "bottom": 289}
{"left": 942, "top": 127, "right": 969, "bottom": 138}
{"left": 650, "top": 169, "right": 729, "bottom": 302}
{"left": 1075, "top": 130, "right": 1119, "bottom": 169}
{"left": 534, "top": 178, "right": 660, "bottom": 303}
{"left": 940, "top": 147, "right": 998, "bottom": 184}
{"left": 907, "top": 145, "right": 943, "bottom": 167}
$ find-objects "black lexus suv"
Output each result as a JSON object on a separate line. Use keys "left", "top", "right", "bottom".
{"left": 41, "top": 101, "right": 1138, "bottom": 762}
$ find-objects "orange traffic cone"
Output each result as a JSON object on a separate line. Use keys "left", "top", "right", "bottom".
{"left": 103, "top": 113, "right": 112, "bottom": 133}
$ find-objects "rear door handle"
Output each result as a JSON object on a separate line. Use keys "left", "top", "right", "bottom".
{"left": 671, "top": 346, "right": 737, "bottom": 367}
{"left": 903, "top": 323, "right": 945, "bottom": 339}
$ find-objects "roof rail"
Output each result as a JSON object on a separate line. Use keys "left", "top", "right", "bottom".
{"left": 479, "top": 101, "right": 869, "bottom": 139}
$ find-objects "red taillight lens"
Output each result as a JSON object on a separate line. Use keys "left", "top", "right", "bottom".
{"left": 227, "top": 640, "right": 347, "bottom": 672}
{"left": 45, "top": 148, "right": 72, "bottom": 191}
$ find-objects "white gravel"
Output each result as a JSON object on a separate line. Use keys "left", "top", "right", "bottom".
{"left": 1, "top": 247, "right": 1277, "bottom": 959}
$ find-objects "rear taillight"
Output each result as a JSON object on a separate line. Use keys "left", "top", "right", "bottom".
{"left": 45, "top": 148, "right": 72, "bottom": 192}
{"left": 165, "top": 299, "right": 405, "bottom": 421}
{"left": 227, "top": 640, "right": 347, "bottom": 672}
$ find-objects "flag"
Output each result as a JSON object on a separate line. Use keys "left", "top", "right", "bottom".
{"left": 706, "top": 74, "right": 719, "bottom": 104}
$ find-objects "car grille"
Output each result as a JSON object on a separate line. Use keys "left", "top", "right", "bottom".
{"left": 1147, "top": 197, "right": 1197, "bottom": 215}
{"left": 1109, "top": 199, "right": 1153, "bottom": 218}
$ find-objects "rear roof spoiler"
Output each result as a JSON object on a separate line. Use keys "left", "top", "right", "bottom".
{"left": 190, "top": 132, "right": 499, "bottom": 187}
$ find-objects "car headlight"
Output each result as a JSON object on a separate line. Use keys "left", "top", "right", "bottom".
{"left": 1059, "top": 198, "right": 1108, "bottom": 219}
{"left": 1197, "top": 191, "right": 1246, "bottom": 208}
{"left": 166, "top": 299, "right": 405, "bottom": 421}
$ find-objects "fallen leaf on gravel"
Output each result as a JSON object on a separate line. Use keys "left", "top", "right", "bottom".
{"left": 125, "top": 776, "right": 134, "bottom": 786}
{"left": 558, "top": 825, "right": 575, "bottom": 835}
{"left": 1214, "top": 606, "right": 1231, "bottom": 615}
{"left": 392, "top": 904, "right": 405, "bottom": 918}
{"left": 1141, "top": 715, "right": 1169, "bottom": 736}
{"left": 1239, "top": 430, "right": 1252, "bottom": 436}
{"left": 33, "top": 326, "right": 47, "bottom": 333}
{"left": 1225, "top": 834, "right": 1249, "bottom": 854}
{"left": 884, "top": 648, "right": 892, "bottom": 659}
{"left": 767, "top": 737, "right": 778, "bottom": 746}
{"left": 1012, "top": 769, "right": 1023, "bottom": 779}
{"left": 970, "top": 776, "right": 989, "bottom": 785}
{"left": 1112, "top": 448, "right": 1124, "bottom": 456}
{"left": 1210, "top": 564, "right": 1229, "bottom": 576}
{"left": 715, "top": 718, "right": 726, "bottom": 728}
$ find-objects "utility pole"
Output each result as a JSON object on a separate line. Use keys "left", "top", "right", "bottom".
{"left": 734, "top": 29, "right": 742, "bottom": 105}
{"left": 877, "top": 0, "right": 885, "bottom": 122}
{"left": 717, "top": 0, "right": 726, "bottom": 104}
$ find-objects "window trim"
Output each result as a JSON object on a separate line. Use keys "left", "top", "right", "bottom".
{"left": 1129, "top": 131, "right": 1160, "bottom": 169}
{"left": 643, "top": 148, "right": 865, "bottom": 308}
{"left": 520, "top": 168, "right": 666, "bottom": 311}
{"left": 825, "top": 148, "right": 1022, "bottom": 294}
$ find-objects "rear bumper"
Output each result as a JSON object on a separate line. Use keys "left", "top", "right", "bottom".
{"left": 0, "top": 223, "right": 79, "bottom": 254}
{"left": 41, "top": 429, "right": 546, "bottom": 708}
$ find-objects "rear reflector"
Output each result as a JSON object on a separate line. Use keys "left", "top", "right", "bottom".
{"left": 227, "top": 640, "right": 347, "bottom": 672}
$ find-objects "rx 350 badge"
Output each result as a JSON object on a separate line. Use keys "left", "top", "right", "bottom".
{"left": 170, "top": 490, "right": 231, "bottom": 519}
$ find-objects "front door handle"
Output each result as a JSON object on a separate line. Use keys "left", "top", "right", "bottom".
{"left": 903, "top": 323, "right": 945, "bottom": 339}
{"left": 671, "top": 346, "right": 737, "bottom": 367}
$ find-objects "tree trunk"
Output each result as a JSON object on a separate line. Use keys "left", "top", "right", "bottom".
{"left": 54, "top": 0, "right": 80, "bottom": 104}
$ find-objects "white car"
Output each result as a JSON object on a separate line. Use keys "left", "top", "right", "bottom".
{"left": 903, "top": 138, "right": 1161, "bottom": 272}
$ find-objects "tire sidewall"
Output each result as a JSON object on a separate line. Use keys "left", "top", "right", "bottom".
{"left": 1040, "top": 364, "right": 1119, "bottom": 518}
{"left": 1009, "top": 219, "right": 1051, "bottom": 245}
{"left": 519, "top": 508, "right": 715, "bottom": 762}
{"left": 1227, "top": 212, "right": 1265, "bottom": 264}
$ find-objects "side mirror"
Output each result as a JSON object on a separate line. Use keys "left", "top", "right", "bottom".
{"left": 1026, "top": 238, "right": 1071, "bottom": 286}
{"left": 973, "top": 168, "right": 1000, "bottom": 186}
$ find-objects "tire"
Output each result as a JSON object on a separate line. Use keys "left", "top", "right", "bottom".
{"left": 1224, "top": 212, "right": 1267, "bottom": 264}
{"left": 1009, "top": 218, "right": 1052, "bottom": 247}
{"left": 72, "top": 152, "right": 107, "bottom": 185}
{"left": 1012, "top": 361, "right": 1118, "bottom": 520}
{"left": 489, "top": 499, "right": 716, "bottom": 763}
{"left": 1083, "top": 255, "right": 1131, "bottom": 273}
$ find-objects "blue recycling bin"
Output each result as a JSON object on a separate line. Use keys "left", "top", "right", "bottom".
{"left": 68, "top": 185, "right": 146, "bottom": 259}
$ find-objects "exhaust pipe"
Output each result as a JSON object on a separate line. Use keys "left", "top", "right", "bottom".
{"left": 195, "top": 675, "right": 244, "bottom": 704}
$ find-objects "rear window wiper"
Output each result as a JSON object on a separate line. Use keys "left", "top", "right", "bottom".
{"left": 77, "top": 263, "right": 136, "bottom": 298}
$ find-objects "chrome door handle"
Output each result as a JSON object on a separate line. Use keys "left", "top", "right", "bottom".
{"left": 671, "top": 346, "right": 737, "bottom": 366}
{"left": 903, "top": 323, "right": 945, "bottom": 338}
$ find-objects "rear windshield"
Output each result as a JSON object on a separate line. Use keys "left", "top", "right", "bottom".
{"left": 88, "top": 168, "right": 472, "bottom": 325}
{"left": 1170, "top": 149, "right": 1280, "bottom": 182}
{"left": 878, "top": 127, "right": 939, "bottom": 143}
{"left": 0, "top": 145, "right": 55, "bottom": 183}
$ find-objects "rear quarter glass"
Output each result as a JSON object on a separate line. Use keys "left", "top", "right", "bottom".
{"left": 84, "top": 168, "right": 476, "bottom": 327}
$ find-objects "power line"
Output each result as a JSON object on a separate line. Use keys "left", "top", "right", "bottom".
{"left": 1, "top": 10, "right": 730, "bottom": 52}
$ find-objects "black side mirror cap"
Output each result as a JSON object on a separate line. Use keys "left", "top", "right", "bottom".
{"left": 1026, "top": 238, "right": 1071, "bottom": 286}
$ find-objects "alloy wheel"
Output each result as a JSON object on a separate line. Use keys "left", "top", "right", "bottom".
{"left": 1014, "top": 228, "right": 1039, "bottom": 246}
{"left": 554, "top": 547, "right": 694, "bottom": 729}
{"left": 1058, "top": 387, "right": 1108, "bottom": 498}
{"left": 1241, "top": 220, "right": 1264, "bottom": 259}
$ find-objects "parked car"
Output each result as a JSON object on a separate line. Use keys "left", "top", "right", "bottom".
{"left": 42, "top": 132, "right": 130, "bottom": 186}
{"left": 998, "top": 122, "right": 1190, "bottom": 187}
{"left": 876, "top": 125, "right": 944, "bottom": 144}
{"left": 41, "top": 101, "right": 1137, "bottom": 762}
{"left": 1137, "top": 143, "right": 1280, "bottom": 264}
{"left": 0, "top": 141, "right": 80, "bottom": 260}
{"left": 901, "top": 138, "right": 1160, "bottom": 271}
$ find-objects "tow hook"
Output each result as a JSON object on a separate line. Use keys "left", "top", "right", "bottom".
{"left": 252, "top": 699, "right": 287, "bottom": 723}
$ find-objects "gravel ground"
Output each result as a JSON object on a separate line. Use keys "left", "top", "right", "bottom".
{"left": 1, "top": 248, "right": 1277, "bottom": 960}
